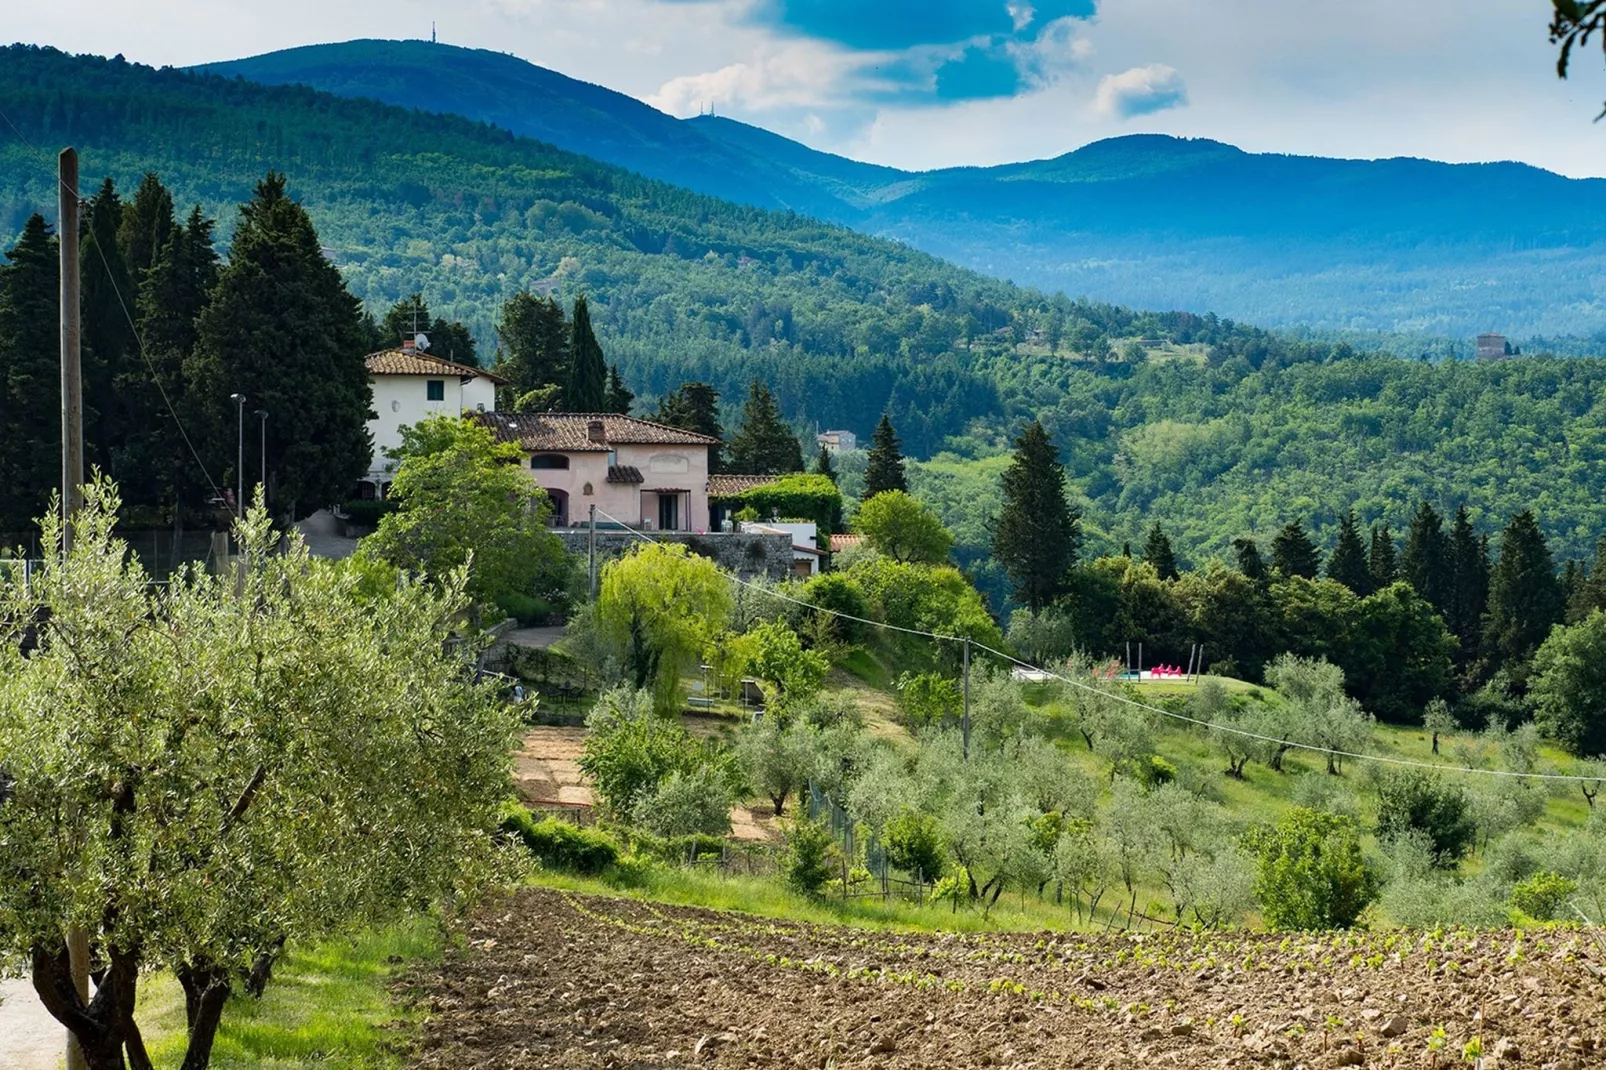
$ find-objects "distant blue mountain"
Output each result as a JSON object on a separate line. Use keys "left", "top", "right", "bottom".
{"left": 201, "top": 40, "right": 1606, "bottom": 336}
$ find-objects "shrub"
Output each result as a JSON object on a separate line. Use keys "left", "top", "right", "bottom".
{"left": 784, "top": 818, "right": 839, "bottom": 898}
{"left": 1509, "top": 871, "right": 1578, "bottom": 921}
{"left": 632, "top": 766, "right": 734, "bottom": 838}
{"left": 801, "top": 572, "right": 870, "bottom": 642}
{"left": 500, "top": 807, "right": 619, "bottom": 874}
{"left": 1243, "top": 808, "right": 1380, "bottom": 929}
{"left": 884, "top": 808, "right": 946, "bottom": 881}
{"left": 895, "top": 671, "right": 961, "bottom": 728}
{"left": 1375, "top": 769, "right": 1477, "bottom": 868}
{"left": 1133, "top": 754, "right": 1177, "bottom": 788}
{"left": 495, "top": 592, "right": 553, "bottom": 625}
{"left": 578, "top": 688, "right": 701, "bottom": 816}
{"left": 341, "top": 498, "right": 398, "bottom": 527}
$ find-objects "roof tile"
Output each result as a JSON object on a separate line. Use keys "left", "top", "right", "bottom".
{"left": 365, "top": 348, "right": 508, "bottom": 385}
{"left": 471, "top": 412, "right": 719, "bottom": 452}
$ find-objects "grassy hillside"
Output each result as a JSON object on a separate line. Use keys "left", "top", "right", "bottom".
{"left": 204, "top": 39, "right": 1606, "bottom": 336}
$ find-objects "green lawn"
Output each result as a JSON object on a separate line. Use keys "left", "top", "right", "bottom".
{"left": 139, "top": 919, "right": 442, "bottom": 1069}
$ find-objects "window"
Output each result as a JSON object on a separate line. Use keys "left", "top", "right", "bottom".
{"left": 426, "top": 379, "right": 445, "bottom": 401}
{"left": 530, "top": 454, "right": 570, "bottom": 470}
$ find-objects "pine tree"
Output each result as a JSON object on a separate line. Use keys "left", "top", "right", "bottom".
{"left": 1567, "top": 535, "right": 1606, "bottom": 622}
{"left": 1445, "top": 505, "right": 1490, "bottom": 668}
{"left": 813, "top": 444, "right": 837, "bottom": 484}
{"left": 80, "top": 177, "right": 135, "bottom": 475}
{"left": 0, "top": 215, "right": 60, "bottom": 535}
{"left": 603, "top": 364, "right": 634, "bottom": 415}
{"left": 726, "top": 380, "right": 803, "bottom": 475}
{"left": 1369, "top": 522, "right": 1398, "bottom": 589}
{"left": 863, "top": 413, "right": 908, "bottom": 499}
{"left": 1142, "top": 522, "right": 1178, "bottom": 581}
{"left": 1484, "top": 510, "right": 1565, "bottom": 681}
{"left": 1401, "top": 502, "right": 1451, "bottom": 613}
{"left": 1271, "top": 519, "right": 1321, "bottom": 579}
{"left": 494, "top": 291, "right": 568, "bottom": 397}
{"left": 565, "top": 295, "right": 607, "bottom": 411}
{"left": 381, "top": 292, "right": 477, "bottom": 365}
{"left": 1234, "top": 537, "right": 1268, "bottom": 583}
{"left": 188, "top": 173, "right": 371, "bottom": 519}
{"left": 1326, "top": 509, "right": 1372, "bottom": 594}
{"left": 118, "top": 170, "right": 175, "bottom": 285}
{"left": 993, "top": 420, "right": 1080, "bottom": 614}
{"left": 651, "top": 382, "right": 724, "bottom": 471}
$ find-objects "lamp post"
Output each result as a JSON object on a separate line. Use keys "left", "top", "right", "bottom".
{"left": 254, "top": 409, "right": 268, "bottom": 507}
{"left": 229, "top": 393, "right": 245, "bottom": 521}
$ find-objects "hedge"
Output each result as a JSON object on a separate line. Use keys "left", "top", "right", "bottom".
{"left": 500, "top": 805, "right": 619, "bottom": 874}
{"left": 714, "top": 473, "right": 842, "bottom": 536}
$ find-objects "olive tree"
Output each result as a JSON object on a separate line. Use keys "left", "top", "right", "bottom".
{"left": 0, "top": 484, "right": 516, "bottom": 1070}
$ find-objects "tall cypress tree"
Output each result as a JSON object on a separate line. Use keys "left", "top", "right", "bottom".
{"left": 1271, "top": 519, "right": 1321, "bottom": 579}
{"left": 863, "top": 413, "right": 908, "bottom": 499}
{"left": 118, "top": 170, "right": 175, "bottom": 285}
{"left": 0, "top": 215, "right": 60, "bottom": 535}
{"left": 726, "top": 380, "right": 803, "bottom": 475}
{"left": 651, "top": 382, "right": 724, "bottom": 471}
{"left": 189, "top": 173, "right": 371, "bottom": 519}
{"left": 1142, "top": 522, "right": 1178, "bottom": 580}
{"left": 1445, "top": 505, "right": 1490, "bottom": 668}
{"left": 80, "top": 177, "right": 135, "bottom": 475}
{"left": 1326, "top": 509, "right": 1373, "bottom": 594}
{"left": 1401, "top": 502, "right": 1451, "bottom": 613}
{"left": 603, "top": 364, "right": 634, "bottom": 415}
{"left": 565, "top": 295, "right": 607, "bottom": 411}
{"left": 1483, "top": 510, "right": 1564, "bottom": 682}
{"left": 993, "top": 420, "right": 1080, "bottom": 614}
{"left": 1234, "top": 537, "right": 1269, "bottom": 583}
{"left": 812, "top": 444, "right": 838, "bottom": 484}
{"left": 1369, "top": 522, "right": 1398, "bottom": 589}
{"left": 494, "top": 291, "right": 568, "bottom": 398}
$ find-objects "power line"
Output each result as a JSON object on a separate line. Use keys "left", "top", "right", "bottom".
{"left": 0, "top": 108, "right": 226, "bottom": 503}
{"left": 591, "top": 508, "right": 1606, "bottom": 785}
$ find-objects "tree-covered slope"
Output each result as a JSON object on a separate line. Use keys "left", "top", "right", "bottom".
{"left": 202, "top": 39, "right": 1606, "bottom": 336}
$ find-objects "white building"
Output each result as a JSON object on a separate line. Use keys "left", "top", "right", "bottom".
{"left": 358, "top": 343, "right": 506, "bottom": 498}
{"left": 817, "top": 429, "right": 857, "bottom": 452}
{"left": 740, "top": 519, "right": 823, "bottom": 577}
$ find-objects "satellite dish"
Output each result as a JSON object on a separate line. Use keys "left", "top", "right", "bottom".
{"left": 413, "top": 332, "right": 431, "bottom": 352}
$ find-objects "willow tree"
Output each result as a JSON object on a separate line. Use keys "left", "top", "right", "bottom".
{"left": 0, "top": 483, "right": 517, "bottom": 1070}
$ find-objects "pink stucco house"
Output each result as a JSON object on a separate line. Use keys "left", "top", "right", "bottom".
{"left": 472, "top": 412, "right": 719, "bottom": 531}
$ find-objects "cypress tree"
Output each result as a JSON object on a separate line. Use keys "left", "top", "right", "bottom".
{"left": 651, "top": 382, "right": 724, "bottom": 471}
{"left": 1567, "top": 535, "right": 1606, "bottom": 623}
{"left": 494, "top": 291, "right": 568, "bottom": 397}
{"left": 1369, "top": 522, "right": 1398, "bottom": 588}
{"left": 863, "top": 413, "right": 908, "bottom": 499}
{"left": 189, "top": 172, "right": 371, "bottom": 519}
{"left": 1326, "top": 509, "right": 1373, "bottom": 594}
{"left": 603, "top": 364, "right": 634, "bottom": 415}
{"left": 565, "top": 295, "right": 607, "bottom": 411}
{"left": 726, "top": 380, "right": 803, "bottom": 475}
{"left": 1142, "top": 522, "right": 1178, "bottom": 581}
{"left": 812, "top": 444, "right": 838, "bottom": 484}
{"left": 1234, "top": 537, "right": 1269, "bottom": 583}
{"left": 81, "top": 177, "right": 136, "bottom": 474}
{"left": 0, "top": 215, "right": 60, "bottom": 535}
{"left": 1271, "top": 519, "right": 1321, "bottom": 579}
{"left": 993, "top": 420, "right": 1080, "bottom": 614}
{"left": 1401, "top": 502, "right": 1451, "bottom": 613}
{"left": 1484, "top": 510, "right": 1565, "bottom": 681}
{"left": 1445, "top": 505, "right": 1490, "bottom": 668}
{"left": 118, "top": 170, "right": 175, "bottom": 284}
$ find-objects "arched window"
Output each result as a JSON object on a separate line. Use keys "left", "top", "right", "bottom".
{"left": 530, "top": 454, "right": 570, "bottom": 470}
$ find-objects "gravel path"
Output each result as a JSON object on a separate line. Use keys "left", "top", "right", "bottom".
{"left": 0, "top": 977, "right": 63, "bottom": 1070}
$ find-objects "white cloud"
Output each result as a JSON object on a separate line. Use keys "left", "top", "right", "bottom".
{"left": 1093, "top": 63, "right": 1186, "bottom": 119}
{"left": 646, "top": 39, "right": 863, "bottom": 115}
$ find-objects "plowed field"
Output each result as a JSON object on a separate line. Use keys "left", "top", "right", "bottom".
{"left": 408, "top": 888, "right": 1604, "bottom": 1068}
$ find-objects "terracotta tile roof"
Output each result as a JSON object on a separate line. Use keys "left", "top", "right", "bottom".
{"left": 365, "top": 348, "right": 509, "bottom": 386}
{"left": 708, "top": 474, "right": 779, "bottom": 497}
{"left": 471, "top": 412, "right": 719, "bottom": 452}
{"left": 606, "top": 465, "right": 644, "bottom": 484}
{"left": 829, "top": 533, "right": 862, "bottom": 554}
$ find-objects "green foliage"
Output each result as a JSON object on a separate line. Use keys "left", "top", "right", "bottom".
{"left": 596, "top": 543, "right": 732, "bottom": 711}
{"left": 885, "top": 809, "right": 947, "bottom": 880}
{"left": 1509, "top": 870, "right": 1578, "bottom": 921}
{"left": 720, "top": 473, "right": 843, "bottom": 534}
{"left": 1531, "top": 608, "right": 1606, "bottom": 756}
{"left": 992, "top": 421, "right": 1080, "bottom": 614}
{"left": 566, "top": 295, "right": 607, "bottom": 411}
{"left": 360, "top": 414, "right": 572, "bottom": 609}
{"left": 743, "top": 620, "right": 830, "bottom": 704}
{"left": 650, "top": 382, "right": 724, "bottom": 470}
{"left": 1484, "top": 510, "right": 1565, "bottom": 682}
{"left": 495, "top": 592, "right": 554, "bottom": 626}
{"left": 1272, "top": 519, "right": 1322, "bottom": 579}
{"left": 500, "top": 807, "right": 621, "bottom": 874}
{"left": 801, "top": 572, "right": 870, "bottom": 642}
{"left": 1375, "top": 770, "right": 1476, "bottom": 868}
{"left": 846, "top": 556, "right": 1004, "bottom": 649}
{"left": 784, "top": 818, "right": 840, "bottom": 899}
{"left": 577, "top": 687, "right": 703, "bottom": 816}
{"left": 340, "top": 498, "right": 398, "bottom": 527}
{"left": 1243, "top": 808, "right": 1380, "bottom": 930}
{"left": 896, "top": 671, "right": 962, "bottom": 729}
{"left": 727, "top": 379, "right": 804, "bottom": 475}
{"left": 1142, "top": 522, "right": 1178, "bottom": 581}
{"left": 0, "top": 214, "right": 58, "bottom": 533}
{"left": 854, "top": 489, "right": 953, "bottom": 564}
{"left": 632, "top": 766, "right": 735, "bottom": 838}
{"left": 1326, "top": 509, "right": 1372, "bottom": 595}
{"left": 736, "top": 716, "right": 817, "bottom": 817}
{"left": 863, "top": 413, "right": 908, "bottom": 498}
{"left": 382, "top": 291, "right": 477, "bottom": 364}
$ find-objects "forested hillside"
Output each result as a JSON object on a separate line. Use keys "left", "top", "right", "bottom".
{"left": 205, "top": 39, "right": 1606, "bottom": 336}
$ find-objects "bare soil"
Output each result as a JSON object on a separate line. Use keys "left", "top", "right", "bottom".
{"left": 407, "top": 887, "right": 1604, "bottom": 1069}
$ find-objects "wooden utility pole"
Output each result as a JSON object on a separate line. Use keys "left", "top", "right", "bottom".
{"left": 962, "top": 637, "right": 971, "bottom": 760}
{"left": 60, "top": 144, "right": 89, "bottom": 1070}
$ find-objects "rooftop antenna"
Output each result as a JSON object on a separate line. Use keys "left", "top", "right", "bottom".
{"left": 431, "top": 21, "right": 437, "bottom": 44}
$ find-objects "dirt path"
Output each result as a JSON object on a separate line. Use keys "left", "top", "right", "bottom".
{"left": 0, "top": 977, "right": 63, "bottom": 1070}
{"left": 409, "top": 887, "right": 1602, "bottom": 1069}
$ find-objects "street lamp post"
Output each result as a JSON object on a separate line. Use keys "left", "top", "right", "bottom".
{"left": 255, "top": 409, "right": 268, "bottom": 507}
{"left": 229, "top": 393, "right": 245, "bottom": 521}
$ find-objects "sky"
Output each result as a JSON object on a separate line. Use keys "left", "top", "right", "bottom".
{"left": 9, "top": 0, "right": 1606, "bottom": 177}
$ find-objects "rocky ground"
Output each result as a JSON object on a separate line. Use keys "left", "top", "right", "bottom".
{"left": 406, "top": 887, "right": 1606, "bottom": 1069}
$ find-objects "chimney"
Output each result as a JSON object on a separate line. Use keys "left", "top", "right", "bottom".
{"left": 587, "top": 420, "right": 606, "bottom": 445}
{"left": 401, "top": 337, "right": 415, "bottom": 353}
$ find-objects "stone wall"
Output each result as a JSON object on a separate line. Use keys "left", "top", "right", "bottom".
{"left": 554, "top": 529, "right": 795, "bottom": 581}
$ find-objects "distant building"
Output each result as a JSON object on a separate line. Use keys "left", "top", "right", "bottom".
{"left": 359, "top": 342, "right": 506, "bottom": 498}
{"left": 1476, "top": 333, "right": 1513, "bottom": 362}
{"left": 818, "top": 429, "right": 857, "bottom": 452}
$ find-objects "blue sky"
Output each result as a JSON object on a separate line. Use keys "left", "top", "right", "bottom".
{"left": 9, "top": 0, "right": 1606, "bottom": 176}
